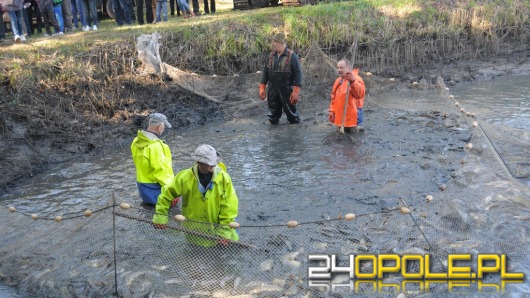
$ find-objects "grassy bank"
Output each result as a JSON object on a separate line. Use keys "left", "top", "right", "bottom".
{"left": 2, "top": 0, "right": 530, "bottom": 77}
{"left": 0, "top": 0, "right": 529, "bottom": 188}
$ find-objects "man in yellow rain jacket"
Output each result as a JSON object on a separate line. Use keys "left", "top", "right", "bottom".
{"left": 328, "top": 59, "right": 366, "bottom": 133}
{"left": 131, "top": 113, "right": 175, "bottom": 205}
{"left": 153, "top": 144, "right": 239, "bottom": 247}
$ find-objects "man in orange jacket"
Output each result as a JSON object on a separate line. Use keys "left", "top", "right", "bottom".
{"left": 259, "top": 32, "right": 302, "bottom": 125}
{"left": 328, "top": 59, "right": 365, "bottom": 132}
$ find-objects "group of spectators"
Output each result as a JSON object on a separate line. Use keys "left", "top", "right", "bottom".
{"left": 0, "top": 0, "right": 98, "bottom": 43}
{"left": 114, "top": 0, "right": 216, "bottom": 26}
{"left": 0, "top": 0, "right": 216, "bottom": 43}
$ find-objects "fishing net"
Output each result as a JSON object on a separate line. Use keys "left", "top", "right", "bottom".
{"left": 321, "top": 129, "right": 358, "bottom": 144}
{"left": 137, "top": 33, "right": 163, "bottom": 73}
{"left": 0, "top": 38, "right": 529, "bottom": 298}
{"left": 2, "top": 105, "right": 529, "bottom": 296}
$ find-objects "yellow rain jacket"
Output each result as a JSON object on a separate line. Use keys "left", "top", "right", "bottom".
{"left": 329, "top": 68, "right": 366, "bottom": 127}
{"left": 153, "top": 163, "right": 239, "bottom": 247}
{"left": 131, "top": 130, "right": 174, "bottom": 204}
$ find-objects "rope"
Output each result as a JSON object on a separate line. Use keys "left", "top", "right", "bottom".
{"left": 475, "top": 119, "right": 529, "bottom": 192}
{"left": 240, "top": 207, "right": 402, "bottom": 228}
{"left": 10, "top": 205, "right": 114, "bottom": 220}
{"left": 399, "top": 198, "right": 447, "bottom": 272}
{"left": 443, "top": 90, "right": 530, "bottom": 192}
{"left": 113, "top": 211, "right": 255, "bottom": 249}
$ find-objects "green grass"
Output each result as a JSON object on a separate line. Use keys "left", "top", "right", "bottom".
{"left": 1, "top": 0, "right": 529, "bottom": 83}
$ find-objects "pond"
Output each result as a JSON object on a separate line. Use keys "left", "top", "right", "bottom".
{"left": 450, "top": 74, "right": 530, "bottom": 131}
{"left": 0, "top": 73, "right": 529, "bottom": 296}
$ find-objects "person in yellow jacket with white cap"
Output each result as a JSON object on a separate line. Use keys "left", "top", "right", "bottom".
{"left": 153, "top": 144, "right": 239, "bottom": 247}
{"left": 131, "top": 113, "right": 177, "bottom": 206}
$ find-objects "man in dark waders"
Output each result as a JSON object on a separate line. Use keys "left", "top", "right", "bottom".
{"left": 259, "top": 32, "right": 302, "bottom": 125}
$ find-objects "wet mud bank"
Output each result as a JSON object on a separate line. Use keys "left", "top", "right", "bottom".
{"left": 0, "top": 74, "right": 224, "bottom": 190}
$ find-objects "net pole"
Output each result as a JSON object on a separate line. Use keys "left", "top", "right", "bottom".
{"left": 112, "top": 195, "right": 119, "bottom": 296}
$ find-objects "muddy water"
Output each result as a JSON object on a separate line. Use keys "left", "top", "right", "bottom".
{"left": 0, "top": 286, "right": 27, "bottom": 298}
{"left": 0, "top": 110, "right": 460, "bottom": 223}
{"left": 0, "top": 117, "right": 377, "bottom": 221}
{"left": 0, "top": 74, "right": 529, "bottom": 296}
{"left": 1, "top": 75, "right": 528, "bottom": 218}
{"left": 451, "top": 74, "right": 530, "bottom": 131}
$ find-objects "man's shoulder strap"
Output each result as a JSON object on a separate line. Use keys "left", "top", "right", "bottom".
{"left": 267, "top": 51, "right": 275, "bottom": 70}
{"left": 267, "top": 49, "right": 293, "bottom": 72}
{"left": 283, "top": 48, "right": 293, "bottom": 72}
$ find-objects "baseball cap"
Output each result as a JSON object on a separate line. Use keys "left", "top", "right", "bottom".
{"left": 192, "top": 144, "right": 222, "bottom": 166}
{"left": 149, "top": 113, "right": 172, "bottom": 128}
{"left": 272, "top": 32, "right": 286, "bottom": 44}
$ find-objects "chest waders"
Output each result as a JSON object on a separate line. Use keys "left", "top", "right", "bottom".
{"left": 266, "top": 51, "right": 300, "bottom": 124}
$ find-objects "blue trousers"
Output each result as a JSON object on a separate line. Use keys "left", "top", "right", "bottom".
{"left": 71, "top": 0, "right": 86, "bottom": 28}
{"left": 53, "top": 4, "right": 64, "bottom": 32}
{"left": 80, "top": 0, "right": 97, "bottom": 27}
{"left": 7, "top": 10, "right": 24, "bottom": 37}
{"left": 177, "top": 0, "right": 191, "bottom": 15}
{"left": 156, "top": 0, "right": 167, "bottom": 21}
{"left": 113, "top": 0, "right": 132, "bottom": 25}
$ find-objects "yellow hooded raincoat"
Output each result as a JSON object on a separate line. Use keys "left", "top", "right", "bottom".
{"left": 131, "top": 130, "right": 174, "bottom": 204}
{"left": 153, "top": 164, "right": 239, "bottom": 247}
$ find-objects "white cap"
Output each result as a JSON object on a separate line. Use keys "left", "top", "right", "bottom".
{"left": 192, "top": 144, "right": 222, "bottom": 166}
{"left": 149, "top": 113, "right": 172, "bottom": 128}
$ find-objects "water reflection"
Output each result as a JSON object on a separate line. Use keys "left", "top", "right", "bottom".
{"left": 451, "top": 74, "right": 530, "bottom": 131}
{"left": 0, "top": 283, "right": 28, "bottom": 298}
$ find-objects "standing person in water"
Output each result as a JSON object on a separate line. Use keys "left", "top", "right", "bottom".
{"left": 131, "top": 113, "right": 178, "bottom": 207}
{"left": 328, "top": 59, "right": 365, "bottom": 133}
{"left": 259, "top": 32, "right": 302, "bottom": 125}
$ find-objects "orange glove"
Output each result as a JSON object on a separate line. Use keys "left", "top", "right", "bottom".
{"left": 171, "top": 197, "right": 180, "bottom": 207}
{"left": 259, "top": 84, "right": 267, "bottom": 101}
{"left": 289, "top": 86, "right": 300, "bottom": 105}
{"left": 328, "top": 112, "right": 335, "bottom": 123}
